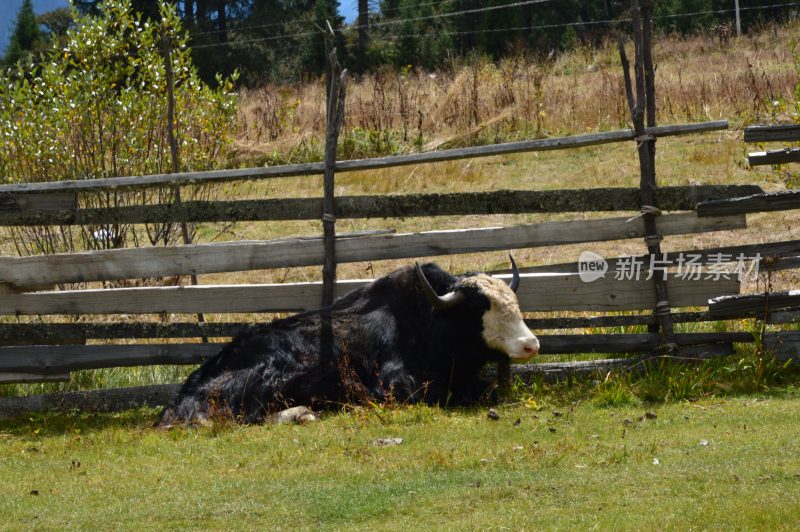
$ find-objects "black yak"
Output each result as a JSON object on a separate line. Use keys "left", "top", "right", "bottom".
{"left": 158, "top": 259, "right": 539, "bottom": 426}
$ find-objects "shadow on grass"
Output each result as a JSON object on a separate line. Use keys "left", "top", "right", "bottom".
{"left": 0, "top": 407, "right": 161, "bottom": 437}
{"left": 2, "top": 356, "right": 798, "bottom": 438}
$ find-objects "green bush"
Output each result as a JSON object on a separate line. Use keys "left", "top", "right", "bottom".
{"left": 0, "top": 0, "right": 237, "bottom": 254}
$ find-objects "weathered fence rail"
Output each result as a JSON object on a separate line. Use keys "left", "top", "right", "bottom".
{"left": 0, "top": 212, "right": 744, "bottom": 287}
{"left": 0, "top": 274, "right": 741, "bottom": 315}
{"left": 0, "top": 333, "right": 755, "bottom": 376}
{"left": 0, "top": 185, "right": 760, "bottom": 226}
{"left": 748, "top": 148, "right": 800, "bottom": 166}
{"left": 745, "top": 124, "right": 800, "bottom": 166}
{"left": 744, "top": 124, "right": 800, "bottom": 143}
{"left": 765, "top": 332, "right": 800, "bottom": 361}
{"left": 0, "top": 373, "right": 70, "bottom": 385}
{"left": 0, "top": 384, "right": 183, "bottom": 417}
{"left": 0, "top": 307, "right": 782, "bottom": 343}
{"left": 697, "top": 190, "right": 800, "bottom": 216}
{"left": 516, "top": 239, "right": 800, "bottom": 275}
{"left": 709, "top": 290, "right": 800, "bottom": 318}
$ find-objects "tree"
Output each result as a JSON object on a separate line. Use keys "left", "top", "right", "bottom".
{"left": 355, "top": 0, "right": 369, "bottom": 72}
{"left": 74, "top": 0, "right": 161, "bottom": 19}
{"left": 38, "top": 8, "right": 75, "bottom": 39}
{"left": 302, "top": 0, "right": 345, "bottom": 74}
{"left": 4, "top": 0, "right": 44, "bottom": 66}
{"left": 654, "top": 0, "right": 714, "bottom": 34}
{"left": 393, "top": 1, "right": 420, "bottom": 67}
{"left": 0, "top": 0, "right": 238, "bottom": 255}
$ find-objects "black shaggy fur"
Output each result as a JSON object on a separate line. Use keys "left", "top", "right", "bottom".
{"left": 158, "top": 263, "right": 508, "bottom": 425}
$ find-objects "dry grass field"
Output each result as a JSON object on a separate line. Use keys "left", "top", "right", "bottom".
{"left": 236, "top": 23, "right": 797, "bottom": 160}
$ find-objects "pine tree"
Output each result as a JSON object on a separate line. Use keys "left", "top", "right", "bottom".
{"left": 4, "top": 0, "right": 43, "bottom": 66}
{"left": 302, "top": 0, "right": 345, "bottom": 74}
{"left": 355, "top": 0, "right": 369, "bottom": 73}
{"left": 38, "top": 8, "right": 74, "bottom": 39}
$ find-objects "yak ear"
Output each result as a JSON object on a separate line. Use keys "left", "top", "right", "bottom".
{"left": 508, "top": 255, "right": 520, "bottom": 293}
{"left": 415, "top": 262, "right": 466, "bottom": 310}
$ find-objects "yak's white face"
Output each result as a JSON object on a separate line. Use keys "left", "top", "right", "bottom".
{"left": 461, "top": 274, "right": 540, "bottom": 360}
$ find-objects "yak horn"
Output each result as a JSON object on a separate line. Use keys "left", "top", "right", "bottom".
{"left": 415, "top": 262, "right": 466, "bottom": 310}
{"left": 509, "top": 255, "right": 520, "bottom": 293}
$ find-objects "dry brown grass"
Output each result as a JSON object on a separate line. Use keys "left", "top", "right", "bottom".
{"left": 235, "top": 23, "right": 798, "bottom": 160}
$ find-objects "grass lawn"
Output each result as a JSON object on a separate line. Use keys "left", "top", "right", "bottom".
{"left": 2, "top": 389, "right": 799, "bottom": 530}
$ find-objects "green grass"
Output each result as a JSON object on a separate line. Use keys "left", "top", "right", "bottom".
{"left": 2, "top": 388, "right": 800, "bottom": 529}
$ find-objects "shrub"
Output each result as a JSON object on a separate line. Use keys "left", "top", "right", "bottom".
{"left": 0, "top": 0, "right": 238, "bottom": 256}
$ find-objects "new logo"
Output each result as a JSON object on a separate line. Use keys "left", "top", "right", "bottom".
{"left": 578, "top": 251, "right": 608, "bottom": 283}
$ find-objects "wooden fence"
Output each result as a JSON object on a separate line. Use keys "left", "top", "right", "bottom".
{"left": 0, "top": 117, "right": 798, "bottom": 404}
{"left": 745, "top": 124, "right": 800, "bottom": 166}
{"left": 0, "top": 106, "right": 798, "bottom": 406}
{"left": 1, "top": 0, "right": 798, "bottom": 415}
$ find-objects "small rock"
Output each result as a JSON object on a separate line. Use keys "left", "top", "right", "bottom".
{"left": 652, "top": 458, "right": 660, "bottom": 465}
{"left": 373, "top": 437, "right": 403, "bottom": 447}
{"left": 699, "top": 440, "right": 710, "bottom": 446}
{"left": 487, "top": 408, "right": 500, "bottom": 421}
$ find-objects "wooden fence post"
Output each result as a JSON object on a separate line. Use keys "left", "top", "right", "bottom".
{"left": 321, "top": 22, "right": 347, "bottom": 308}
{"left": 620, "top": 0, "right": 676, "bottom": 353}
{"left": 162, "top": 34, "right": 207, "bottom": 342}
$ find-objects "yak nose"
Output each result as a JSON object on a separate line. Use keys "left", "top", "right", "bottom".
{"left": 522, "top": 336, "right": 540, "bottom": 356}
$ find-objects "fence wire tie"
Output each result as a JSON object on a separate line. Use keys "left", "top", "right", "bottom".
{"left": 659, "top": 342, "right": 679, "bottom": 354}
{"left": 655, "top": 300, "right": 671, "bottom": 315}
{"left": 625, "top": 204, "right": 662, "bottom": 223}
{"left": 644, "top": 234, "right": 663, "bottom": 247}
{"left": 322, "top": 213, "right": 336, "bottom": 223}
{"left": 635, "top": 134, "right": 655, "bottom": 150}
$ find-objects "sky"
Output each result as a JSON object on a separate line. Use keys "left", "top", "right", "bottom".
{"left": 1, "top": 0, "right": 358, "bottom": 56}
{"left": 1, "top": 0, "right": 67, "bottom": 55}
